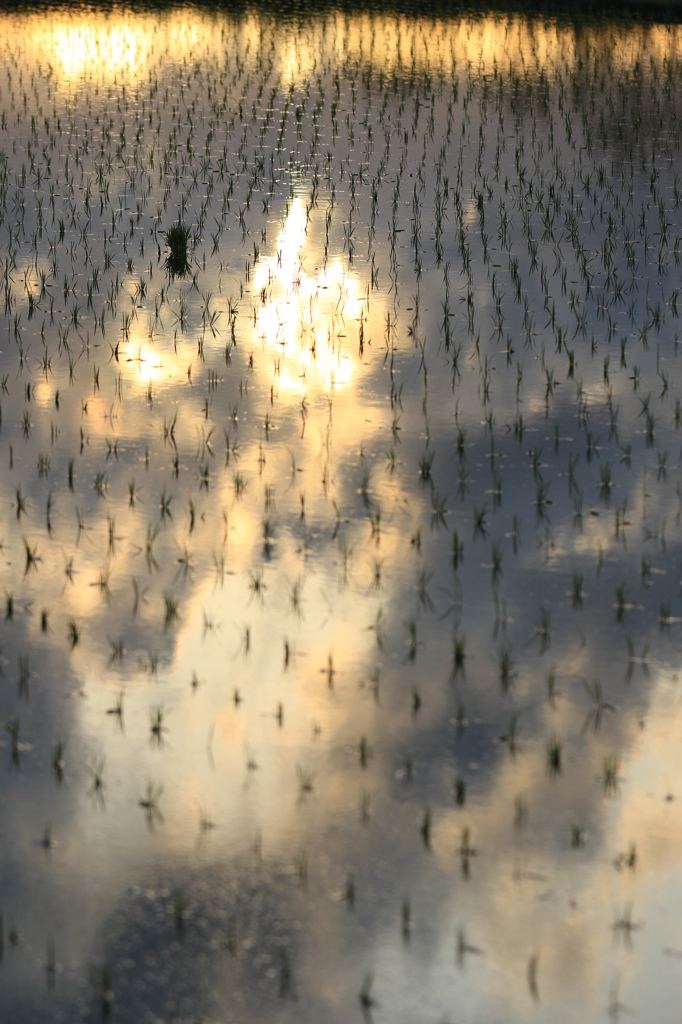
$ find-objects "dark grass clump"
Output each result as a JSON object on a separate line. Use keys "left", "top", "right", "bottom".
{"left": 163, "top": 221, "right": 192, "bottom": 278}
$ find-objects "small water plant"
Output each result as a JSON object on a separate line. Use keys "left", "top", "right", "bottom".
{"left": 163, "top": 221, "right": 192, "bottom": 278}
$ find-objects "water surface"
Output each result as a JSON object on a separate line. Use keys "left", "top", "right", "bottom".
{"left": 1, "top": 5, "right": 682, "bottom": 1021}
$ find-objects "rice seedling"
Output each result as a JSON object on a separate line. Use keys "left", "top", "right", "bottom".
{"left": 358, "top": 971, "right": 376, "bottom": 1010}
{"left": 358, "top": 735, "right": 372, "bottom": 769}
{"left": 528, "top": 953, "right": 540, "bottom": 1002}
{"left": 458, "top": 827, "right": 477, "bottom": 877}
{"left": 51, "top": 738, "right": 65, "bottom": 783}
{"left": 401, "top": 898, "right": 411, "bottom": 942}
{"left": 296, "top": 764, "right": 315, "bottom": 801}
{"left": 472, "top": 505, "right": 488, "bottom": 541}
{"left": 533, "top": 606, "right": 551, "bottom": 652}
{"left": 163, "top": 593, "right": 179, "bottom": 630}
{"left": 173, "top": 892, "right": 185, "bottom": 936}
{"left": 294, "top": 849, "right": 309, "bottom": 888}
{"left": 279, "top": 947, "right": 296, "bottom": 998}
{"left": 611, "top": 904, "right": 643, "bottom": 949}
{"left": 572, "top": 573, "right": 583, "bottom": 608}
{"left": 498, "top": 646, "right": 516, "bottom": 693}
{"left": 601, "top": 754, "right": 621, "bottom": 796}
{"left": 41, "top": 823, "right": 55, "bottom": 855}
{"left": 149, "top": 706, "right": 167, "bottom": 746}
{"left": 580, "top": 679, "right": 616, "bottom": 734}
{"left": 91, "top": 965, "right": 113, "bottom": 1020}
{"left": 420, "top": 807, "right": 432, "bottom": 848}
{"left": 403, "top": 619, "right": 422, "bottom": 663}
{"left": 613, "top": 843, "right": 637, "bottom": 872}
{"left": 67, "top": 620, "right": 80, "bottom": 650}
{"left": 499, "top": 715, "right": 520, "bottom": 757}
{"left": 546, "top": 735, "right": 562, "bottom": 778}
{"left": 345, "top": 873, "right": 356, "bottom": 910}
{"left": 87, "top": 758, "right": 106, "bottom": 804}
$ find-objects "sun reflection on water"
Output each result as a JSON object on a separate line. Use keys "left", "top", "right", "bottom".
{"left": 251, "top": 197, "right": 361, "bottom": 392}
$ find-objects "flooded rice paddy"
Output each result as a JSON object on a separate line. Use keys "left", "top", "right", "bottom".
{"left": 2, "top": 4, "right": 682, "bottom": 1020}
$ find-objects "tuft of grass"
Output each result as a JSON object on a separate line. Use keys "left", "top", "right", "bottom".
{"left": 163, "top": 221, "right": 192, "bottom": 278}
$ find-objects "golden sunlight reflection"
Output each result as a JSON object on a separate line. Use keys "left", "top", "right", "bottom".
{"left": 4, "top": 8, "right": 682, "bottom": 93}
{"left": 22, "top": 14, "right": 217, "bottom": 82}
{"left": 251, "top": 198, "right": 361, "bottom": 391}
{"left": 122, "top": 335, "right": 166, "bottom": 386}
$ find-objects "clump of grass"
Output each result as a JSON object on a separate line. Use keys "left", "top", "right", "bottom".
{"left": 163, "top": 220, "right": 191, "bottom": 278}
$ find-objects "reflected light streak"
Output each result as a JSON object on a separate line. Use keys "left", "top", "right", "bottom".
{"left": 251, "top": 198, "right": 359, "bottom": 391}
{"left": 122, "top": 333, "right": 165, "bottom": 386}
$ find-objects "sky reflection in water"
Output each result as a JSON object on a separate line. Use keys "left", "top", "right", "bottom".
{"left": 1, "top": 5, "right": 682, "bottom": 1022}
